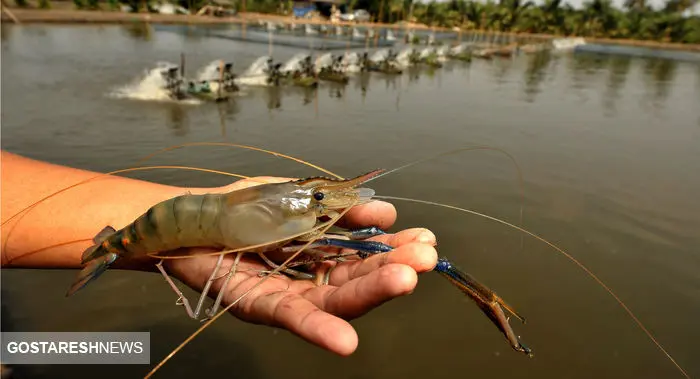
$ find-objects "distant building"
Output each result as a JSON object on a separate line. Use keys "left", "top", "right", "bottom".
{"left": 291, "top": 0, "right": 347, "bottom": 18}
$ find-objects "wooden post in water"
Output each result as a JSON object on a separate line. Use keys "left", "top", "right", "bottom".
{"left": 268, "top": 27, "right": 273, "bottom": 57}
{"left": 218, "top": 60, "right": 224, "bottom": 99}
{"left": 180, "top": 53, "right": 185, "bottom": 78}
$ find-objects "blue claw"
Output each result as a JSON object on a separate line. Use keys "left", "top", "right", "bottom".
{"left": 434, "top": 257, "right": 532, "bottom": 357}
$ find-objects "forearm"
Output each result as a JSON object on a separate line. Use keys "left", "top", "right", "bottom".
{"left": 1, "top": 151, "right": 186, "bottom": 269}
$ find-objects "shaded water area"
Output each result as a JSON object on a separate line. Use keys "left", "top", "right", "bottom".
{"left": 2, "top": 24, "right": 700, "bottom": 379}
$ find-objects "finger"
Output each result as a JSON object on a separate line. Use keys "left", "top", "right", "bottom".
{"left": 326, "top": 229, "right": 438, "bottom": 286}
{"left": 304, "top": 263, "right": 418, "bottom": 320}
{"left": 370, "top": 227, "right": 437, "bottom": 247}
{"left": 337, "top": 200, "right": 397, "bottom": 230}
{"left": 233, "top": 281, "right": 359, "bottom": 356}
{"left": 327, "top": 242, "right": 437, "bottom": 286}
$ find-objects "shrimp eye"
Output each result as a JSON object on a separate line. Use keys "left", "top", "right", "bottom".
{"left": 313, "top": 192, "right": 325, "bottom": 201}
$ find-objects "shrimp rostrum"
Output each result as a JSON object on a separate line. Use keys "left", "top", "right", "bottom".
{"left": 66, "top": 168, "right": 531, "bottom": 357}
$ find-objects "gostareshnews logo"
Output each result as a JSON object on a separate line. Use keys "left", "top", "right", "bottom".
{"left": 1, "top": 332, "right": 150, "bottom": 364}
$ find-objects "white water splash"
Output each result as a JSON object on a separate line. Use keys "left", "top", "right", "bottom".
{"left": 315, "top": 53, "right": 333, "bottom": 72}
{"left": 552, "top": 37, "right": 586, "bottom": 50}
{"left": 370, "top": 48, "right": 388, "bottom": 63}
{"left": 450, "top": 43, "right": 469, "bottom": 55}
{"left": 242, "top": 56, "right": 272, "bottom": 77}
{"left": 396, "top": 48, "right": 413, "bottom": 68}
{"left": 281, "top": 53, "right": 308, "bottom": 74}
{"left": 108, "top": 62, "right": 200, "bottom": 104}
{"left": 340, "top": 52, "right": 361, "bottom": 73}
{"left": 235, "top": 56, "right": 273, "bottom": 87}
{"left": 196, "top": 60, "right": 224, "bottom": 81}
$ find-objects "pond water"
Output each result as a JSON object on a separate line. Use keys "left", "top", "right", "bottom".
{"left": 2, "top": 24, "right": 699, "bottom": 379}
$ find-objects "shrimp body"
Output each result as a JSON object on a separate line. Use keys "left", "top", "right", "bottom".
{"left": 66, "top": 171, "right": 383, "bottom": 297}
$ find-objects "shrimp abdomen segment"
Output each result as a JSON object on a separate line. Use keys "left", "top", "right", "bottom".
{"left": 125, "top": 194, "right": 226, "bottom": 255}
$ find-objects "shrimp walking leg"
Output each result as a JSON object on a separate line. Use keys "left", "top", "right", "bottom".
{"left": 259, "top": 253, "right": 315, "bottom": 280}
{"left": 205, "top": 252, "right": 243, "bottom": 319}
{"left": 156, "top": 260, "right": 198, "bottom": 319}
{"left": 193, "top": 253, "right": 226, "bottom": 319}
{"left": 157, "top": 254, "right": 227, "bottom": 320}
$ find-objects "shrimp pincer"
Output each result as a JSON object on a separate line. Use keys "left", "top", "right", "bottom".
{"left": 65, "top": 167, "right": 531, "bottom": 357}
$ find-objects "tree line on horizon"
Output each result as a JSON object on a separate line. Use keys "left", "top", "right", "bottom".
{"left": 253, "top": 0, "right": 700, "bottom": 43}
{"left": 11, "top": 0, "right": 700, "bottom": 43}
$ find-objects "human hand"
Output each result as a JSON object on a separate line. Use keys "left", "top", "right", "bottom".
{"left": 161, "top": 176, "right": 439, "bottom": 356}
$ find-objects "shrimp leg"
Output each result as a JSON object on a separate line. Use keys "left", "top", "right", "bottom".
{"left": 259, "top": 253, "right": 316, "bottom": 280}
{"left": 193, "top": 253, "right": 226, "bottom": 319}
{"left": 204, "top": 252, "right": 243, "bottom": 319}
{"left": 156, "top": 254, "right": 227, "bottom": 320}
{"left": 287, "top": 237, "right": 394, "bottom": 256}
{"left": 156, "top": 260, "right": 197, "bottom": 319}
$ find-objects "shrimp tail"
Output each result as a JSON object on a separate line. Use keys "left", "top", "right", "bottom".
{"left": 81, "top": 226, "right": 116, "bottom": 263}
{"left": 66, "top": 226, "right": 119, "bottom": 297}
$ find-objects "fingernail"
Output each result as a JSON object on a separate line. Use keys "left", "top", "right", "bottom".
{"left": 416, "top": 230, "right": 436, "bottom": 245}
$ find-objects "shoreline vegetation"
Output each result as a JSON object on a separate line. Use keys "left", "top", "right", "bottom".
{"left": 2, "top": 3, "right": 700, "bottom": 52}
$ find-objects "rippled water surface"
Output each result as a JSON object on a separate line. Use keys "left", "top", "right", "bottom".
{"left": 2, "top": 24, "right": 700, "bottom": 379}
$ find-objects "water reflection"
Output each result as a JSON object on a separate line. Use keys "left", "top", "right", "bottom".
{"left": 356, "top": 72, "right": 371, "bottom": 103}
{"left": 522, "top": 51, "right": 553, "bottom": 102}
{"left": 0, "top": 24, "right": 11, "bottom": 43}
{"left": 216, "top": 100, "right": 241, "bottom": 137}
{"left": 603, "top": 56, "right": 632, "bottom": 115}
{"left": 491, "top": 58, "right": 514, "bottom": 85}
{"left": 408, "top": 66, "right": 421, "bottom": 82}
{"left": 166, "top": 104, "right": 189, "bottom": 135}
{"left": 122, "top": 22, "right": 153, "bottom": 41}
{"left": 642, "top": 58, "right": 677, "bottom": 108}
{"left": 265, "top": 87, "right": 283, "bottom": 110}
{"left": 569, "top": 53, "right": 608, "bottom": 92}
{"left": 301, "top": 87, "right": 315, "bottom": 106}
{"left": 382, "top": 74, "right": 399, "bottom": 90}
{"left": 326, "top": 84, "right": 345, "bottom": 100}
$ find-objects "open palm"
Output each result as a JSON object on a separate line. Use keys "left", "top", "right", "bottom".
{"left": 160, "top": 177, "right": 439, "bottom": 356}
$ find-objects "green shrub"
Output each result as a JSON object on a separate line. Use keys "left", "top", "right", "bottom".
{"left": 38, "top": 0, "right": 51, "bottom": 8}
{"left": 73, "top": 0, "right": 85, "bottom": 8}
{"left": 14, "top": 0, "right": 29, "bottom": 7}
